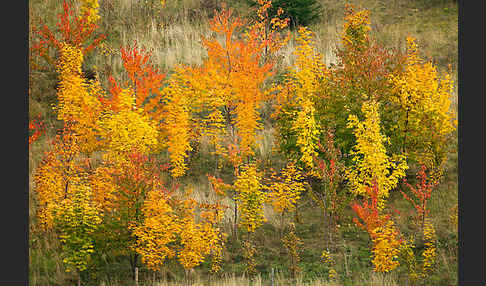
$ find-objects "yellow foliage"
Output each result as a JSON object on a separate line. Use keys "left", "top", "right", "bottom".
{"left": 89, "top": 166, "right": 118, "bottom": 213}
{"left": 234, "top": 163, "right": 265, "bottom": 233}
{"left": 400, "top": 237, "right": 420, "bottom": 281}
{"left": 33, "top": 151, "right": 66, "bottom": 230}
{"left": 292, "top": 99, "right": 321, "bottom": 171}
{"left": 370, "top": 220, "right": 401, "bottom": 273}
{"left": 131, "top": 189, "right": 180, "bottom": 271}
{"left": 292, "top": 27, "right": 326, "bottom": 84}
{"left": 79, "top": 0, "right": 100, "bottom": 24}
{"left": 342, "top": 5, "right": 371, "bottom": 50}
{"left": 400, "top": 219, "right": 437, "bottom": 280}
{"left": 422, "top": 219, "right": 436, "bottom": 275}
{"left": 55, "top": 43, "right": 105, "bottom": 154}
{"left": 266, "top": 162, "right": 306, "bottom": 213}
{"left": 390, "top": 37, "right": 457, "bottom": 168}
{"left": 275, "top": 27, "right": 326, "bottom": 171}
{"left": 177, "top": 199, "right": 225, "bottom": 269}
{"left": 242, "top": 239, "right": 258, "bottom": 276}
{"left": 54, "top": 182, "right": 102, "bottom": 273}
{"left": 99, "top": 88, "right": 159, "bottom": 164}
{"left": 160, "top": 77, "right": 193, "bottom": 178}
{"left": 321, "top": 249, "right": 338, "bottom": 280}
{"left": 346, "top": 100, "right": 408, "bottom": 208}
{"left": 33, "top": 130, "right": 83, "bottom": 230}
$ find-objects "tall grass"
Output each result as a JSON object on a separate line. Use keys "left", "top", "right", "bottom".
{"left": 28, "top": 0, "right": 458, "bottom": 285}
{"left": 91, "top": 271, "right": 404, "bottom": 286}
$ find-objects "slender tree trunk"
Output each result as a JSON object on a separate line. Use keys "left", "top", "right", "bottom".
{"left": 280, "top": 211, "right": 285, "bottom": 240}
{"left": 328, "top": 212, "right": 333, "bottom": 250}
{"left": 270, "top": 267, "right": 275, "bottom": 286}
{"left": 322, "top": 194, "right": 330, "bottom": 250}
{"left": 343, "top": 251, "right": 349, "bottom": 277}
{"left": 130, "top": 253, "right": 139, "bottom": 281}
{"left": 233, "top": 197, "right": 238, "bottom": 240}
{"left": 135, "top": 267, "right": 139, "bottom": 286}
{"left": 294, "top": 207, "right": 301, "bottom": 224}
{"left": 403, "top": 105, "right": 410, "bottom": 154}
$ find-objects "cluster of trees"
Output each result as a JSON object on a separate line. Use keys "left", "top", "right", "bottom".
{"left": 29, "top": 0, "right": 456, "bottom": 284}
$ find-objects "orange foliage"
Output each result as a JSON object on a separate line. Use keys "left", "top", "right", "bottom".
{"left": 352, "top": 183, "right": 402, "bottom": 273}
{"left": 119, "top": 45, "right": 166, "bottom": 115}
{"left": 197, "top": 6, "right": 278, "bottom": 159}
{"left": 33, "top": 127, "right": 84, "bottom": 230}
{"left": 31, "top": 0, "right": 105, "bottom": 68}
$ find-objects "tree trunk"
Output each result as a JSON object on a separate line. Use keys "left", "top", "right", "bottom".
{"left": 328, "top": 212, "right": 333, "bottom": 251}
{"left": 130, "top": 253, "right": 139, "bottom": 281}
{"left": 270, "top": 267, "right": 275, "bottom": 286}
{"left": 233, "top": 197, "right": 238, "bottom": 240}
{"left": 135, "top": 267, "right": 139, "bottom": 286}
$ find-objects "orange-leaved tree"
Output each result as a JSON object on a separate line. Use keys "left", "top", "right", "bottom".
{"left": 55, "top": 42, "right": 107, "bottom": 154}
{"left": 175, "top": 3, "right": 288, "bottom": 247}
{"left": 352, "top": 183, "right": 402, "bottom": 274}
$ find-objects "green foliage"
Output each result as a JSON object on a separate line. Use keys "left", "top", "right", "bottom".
{"left": 29, "top": 1, "right": 457, "bottom": 285}
{"left": 53, "top": 183, "right": 102, "bottom": 273}
{"left": 247, "top": 0, "right": 323, "bottom": 29}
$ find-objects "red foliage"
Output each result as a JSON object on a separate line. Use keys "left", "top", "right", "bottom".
{"left": 400, "top": 165, "right": 437, "bottom": 222}
{"left": 29, "top": 116, "right": 46, "bottom": 146}
{"left": 104, "top": 45, "right": 166, "bottom": 115}
{"left": 120, "top": 45, "right": 166, "bottom": 110}
{"left": 31, "top": 0, "right": 105, "bottom": 67}
{"left": 330, "top": 42, "right": 406, "bottom": 101}
{"left": 351, "top": 183, "right": 390, "bottom": 234}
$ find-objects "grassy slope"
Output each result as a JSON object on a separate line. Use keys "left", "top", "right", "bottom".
{"left": 28, "top": 0, "right": 458, "bottom": 285}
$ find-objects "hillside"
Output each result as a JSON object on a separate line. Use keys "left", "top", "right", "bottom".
{"left": 28, "top": 1, "right": 458, "bottom": 285}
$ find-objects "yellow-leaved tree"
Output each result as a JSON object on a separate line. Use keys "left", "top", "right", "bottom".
{"left": 55, "top": 43, "right": 106, "bottom": 154}
{"left": 130, "top": 187, "right": 180, "bottom": 272}
{"left": 79, "top": 0, "right": 100, "bottom": 24}
{"left": 390, "top": 37, "right": 457, "bottom": 175}
{"left": 235, "top": 163, "right": 265, "bottom": 233}
{"left": 266, "top": 162, "right": 306, "bottom": 214}
{"left": 274, "top": 26, "right": 326, "bottom": 173}
{"left": 346, "top": 100, "right": 408, "bottom": 208}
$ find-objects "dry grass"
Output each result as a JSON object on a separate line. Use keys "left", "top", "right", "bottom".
{"left": 119, "top": 19, "right": 212, "bottom": 71}
{"left": 28, "top": 1, "right": 458, "bottom": 285}
{"left": 30, "top": 0, "right": 458, "bottom": 87}
{"left": 94, "top": 271, "right": 399, "bottom": 286}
